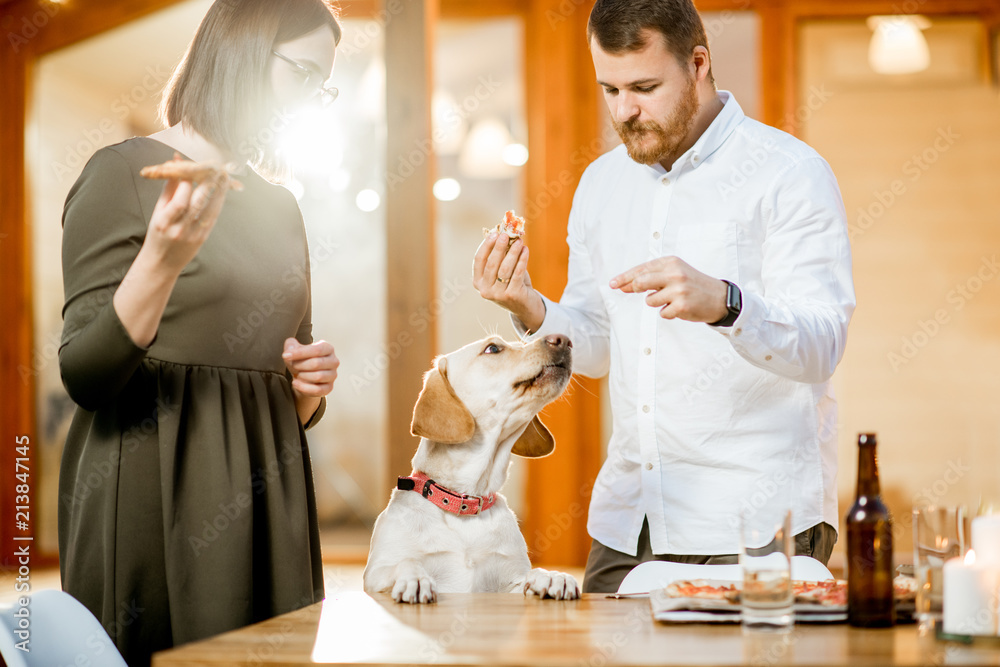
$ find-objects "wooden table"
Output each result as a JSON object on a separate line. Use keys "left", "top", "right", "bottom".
{"left": 152, "top": 592, "right": 1000, "bottom": 666}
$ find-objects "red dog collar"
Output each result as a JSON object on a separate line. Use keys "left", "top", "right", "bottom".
{"left": 397, "top": 472, "right": 497, "bottom": 516}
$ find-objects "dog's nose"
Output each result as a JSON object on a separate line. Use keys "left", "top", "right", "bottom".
{"left": 544, "top": 334, "right": 572, "bottom": 349}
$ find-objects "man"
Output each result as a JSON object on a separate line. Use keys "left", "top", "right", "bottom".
{"left": 473, "top": 0, "right": 855, "bottom": 593}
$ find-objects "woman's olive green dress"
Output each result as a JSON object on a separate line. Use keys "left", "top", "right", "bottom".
{"left": 58, "top": 137, "right": 326, "bottom": 667}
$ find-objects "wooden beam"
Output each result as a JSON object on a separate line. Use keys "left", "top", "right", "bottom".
{"left": 341, "top": 0, "right": 528, "bottom": 21}
{"left": 0, "top": 26, "right": 33, "bottom": 570}
{"left": 522, "top": 0, "right": 603, "bottom": 568}
{"left": 385, "top": 0, "right": 438, "bottom": 495}
{"left": 440, "top": 0, "right": 528, "bottom": 19}
{"left": 3, "top": 0, "right": 183, "bottom": 56}
{"left": 785, "top": 0, "right": 995, "bottom": 16}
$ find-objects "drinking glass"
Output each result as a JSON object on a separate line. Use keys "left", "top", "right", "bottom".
{"left": 740, "top": 508, "right": 794, "bottom": 632}
{"left": 913, "top": 505, "right": 966, "bottom": 629}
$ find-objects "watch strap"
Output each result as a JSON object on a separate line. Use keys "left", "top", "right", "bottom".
{"left": 709, "top": 280, "right": 741, "bottom": 328}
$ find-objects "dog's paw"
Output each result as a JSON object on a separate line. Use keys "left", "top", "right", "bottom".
{"left": 391, "top": 575, "right": 437, "bottom": 604}
{"left": 523, "top": 568, "right": 580, "bottom": 600}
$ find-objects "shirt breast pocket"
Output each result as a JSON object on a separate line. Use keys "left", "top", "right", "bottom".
{"left": 674, "top": 223, "right": 739, "bottom": 283}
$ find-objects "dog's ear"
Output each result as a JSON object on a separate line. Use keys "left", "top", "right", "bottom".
{"left": 410, "top": 357, "right": 476, "bottom": 444}
{"left": 511, "top": 416, "right": 555, "bottom": 458}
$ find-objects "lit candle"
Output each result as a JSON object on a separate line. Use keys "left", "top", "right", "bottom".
{"left": 942, "top": 550, "right": 1000, "bottom": 636}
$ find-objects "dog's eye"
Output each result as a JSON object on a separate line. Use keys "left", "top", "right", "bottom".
{"left": 483, "top": 344, "right": 502, "bottom": 355}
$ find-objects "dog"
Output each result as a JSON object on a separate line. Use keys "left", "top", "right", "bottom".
{"left": 363, "top": 333, "right": 581, "bottom": 603}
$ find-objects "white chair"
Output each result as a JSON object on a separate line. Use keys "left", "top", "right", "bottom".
{"left": 0, "top": 589, "right": 127, "bottom": 667}
{"left": 617, "top": 555, "right": 835, "bottom": 595}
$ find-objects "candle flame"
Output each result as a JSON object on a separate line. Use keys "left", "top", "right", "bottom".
{"left": 964, "top": 549, "right": 976, "bottom": 566}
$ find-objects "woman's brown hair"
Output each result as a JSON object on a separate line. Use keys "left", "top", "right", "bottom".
{"left": 159, "top": 0, "right": 342, "bottom": 180}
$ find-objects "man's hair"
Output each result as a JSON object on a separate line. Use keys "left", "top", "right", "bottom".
{"left": 159, "top": 0, "right": 342, "bottom": 181}
{"left": 587, "top": 0, "right": 713, "bottom": 80}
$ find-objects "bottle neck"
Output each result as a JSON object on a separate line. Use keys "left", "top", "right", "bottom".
{"left": 856, "top": 443, "right": 881, "bottom": 498}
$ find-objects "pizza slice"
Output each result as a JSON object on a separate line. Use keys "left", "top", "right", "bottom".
{"left": 140, "top": 153, "right": 244, "bottom": 191}
{"left": 483, "top": 209, "right": 526, "bottom": 246}
{"left": 793, "top": 579, "right": 847, "bottom": 606}
{"left": 664, "top": 579, "right": 740, "bottom": 602}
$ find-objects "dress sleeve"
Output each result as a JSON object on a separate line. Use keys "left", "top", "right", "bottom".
{"left": 59, "top": 147, "right": 153, "bottom": 412}
{"left": 293, "top": 215, "right": 326, "bottom": 431}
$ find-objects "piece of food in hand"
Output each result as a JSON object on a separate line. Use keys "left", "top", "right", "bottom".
{"left": 483, "top": 210, "right": 526, "bottom": 246}
{"left": 140, "top": 153, "right": 244, "bottom": 191}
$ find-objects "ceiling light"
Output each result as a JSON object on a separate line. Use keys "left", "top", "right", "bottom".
{"left": 867, "top": 15, "right": 931, "bottom": 75}
{"left": 433, "top": 178, "right": 461, "bottom": 202}
{"left": 356, "top": 189, "right": 381, "bottom": 212}
{"left": 502, "top": 143, "right": 529, "bottom": 167}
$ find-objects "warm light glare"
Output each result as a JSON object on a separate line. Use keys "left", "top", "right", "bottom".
{"left": 433, "top": 178, "right": 462, "bottom": 202}
{"left": 328, "top": 168, "right": 351, "bottom": 193}
{"left": 286, "top": 178, "right": 305, "bottom": 201}
{"left": 432, "top": 91, "right": 467, "bottom": 155}
{"left": 356, "top": 189, "right": 381, "bottom": 212}
{"left": 502, "top": 143, "right": 529, "bottom": 167}
{"left": 276, "top": 106, "right": 345, "bottom": 176}
{"left": 965, "top": 549, "right": 977, "bottom": 566}
{"left": 867, "top": 15, "right": 931, "bottom": 75}
{"left": 459, "top": 117, "right": 516, "bottom": 179}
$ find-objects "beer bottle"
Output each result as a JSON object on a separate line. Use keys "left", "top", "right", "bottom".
{"left": 846, "top": 433, "right": 895, "bottom": 627}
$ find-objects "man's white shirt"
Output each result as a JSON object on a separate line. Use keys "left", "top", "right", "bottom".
{"left": 516, "top": 92, "right": 856, "bottom": 556}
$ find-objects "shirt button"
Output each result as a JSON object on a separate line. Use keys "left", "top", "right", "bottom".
{"left": 765, "top": 355, "right": 772, "bottom": 361}
{"left": 661, "top": 177, "right": 670, "bottom": 185}
{"left": 652, "top": 231, "right": 661, "bottom": 240}
{"left": 645, "top": 462, "right": 653, "bottom": 471}
{"left": 643, "top": 347, "right": 652, "bottom": 356}
{"left": 642, "top": 405, "right": 650, "bottom": 413}
{"left": 734, "top": 328, "right": 742, "bottom": 336}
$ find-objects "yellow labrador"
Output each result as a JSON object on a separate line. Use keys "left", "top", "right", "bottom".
{"left": 363, "top": 334, "right": 581, "bottom": 603}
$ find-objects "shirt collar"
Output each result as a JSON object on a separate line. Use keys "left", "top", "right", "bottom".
{"left": 644, "top": 90, "right": 745, "bottom": 176}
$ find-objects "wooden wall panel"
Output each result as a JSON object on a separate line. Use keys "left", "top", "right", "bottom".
{"left": 522, "top": 0, "right": 603, "bottom": 567}
{"left": 384, "top": 0, "right": 439, "bottom": 490}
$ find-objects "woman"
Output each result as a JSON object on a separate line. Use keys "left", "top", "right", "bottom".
{"left": 57, "top": 2, "right": 342, "bottom": 664}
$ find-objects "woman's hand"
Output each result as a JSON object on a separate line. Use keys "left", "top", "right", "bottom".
{"left": 113, "top": 171, "right": 231, "bottom": 348}
{"left": 143, "top": 171, "right": 231, "bottom": 275}
{"left": 283, "top": 338, "right": 339, "bottom": 424}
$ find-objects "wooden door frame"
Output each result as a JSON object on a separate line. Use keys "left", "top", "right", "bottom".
{"left": 4, "top": 0, "right": 998, "bottom": 570}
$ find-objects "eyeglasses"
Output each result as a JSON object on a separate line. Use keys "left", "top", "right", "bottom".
{"left": 272, "top": 50, "right": 339, "bottom": 106}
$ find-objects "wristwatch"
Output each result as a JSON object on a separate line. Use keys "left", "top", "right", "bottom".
{"left": 709, "top": 280, "right": 742, "bottom": 327}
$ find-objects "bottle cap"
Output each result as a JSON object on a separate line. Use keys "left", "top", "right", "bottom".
{"left": 858, "top": 433, "right": 877, "bottom": 446}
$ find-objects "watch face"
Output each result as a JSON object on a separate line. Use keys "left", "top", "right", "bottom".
{"left": 729, "top": 283, "right": 742, "bottom": 312}
{"left": 726, "top": 281, "right": 743, "bottom": 313}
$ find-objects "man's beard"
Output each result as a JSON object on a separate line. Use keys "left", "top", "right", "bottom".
{"left": 613, "top": 76, "right": 699, "bottom": 166}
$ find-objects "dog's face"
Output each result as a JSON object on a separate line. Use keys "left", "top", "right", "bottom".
{"left": 410, "top": 334, "right": 573, "bottom": 457}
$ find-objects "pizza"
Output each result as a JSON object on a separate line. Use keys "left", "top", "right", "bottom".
{"left": 140, "top": 154, "right": 244, "bottom": 191}
{"left": 893, "top": 575, "right": 917, "bottom": 602}
{"left": 662, "top": 579, "right": 848, "bottom": 607}
{"left": 483, "top": 210, "right": 526, "bottom": 246}
{"left": 793, "top": 579, "right": 847, "bottom": 606}
{"left": 665, "top": 579, "right": 740, "bottom": 602}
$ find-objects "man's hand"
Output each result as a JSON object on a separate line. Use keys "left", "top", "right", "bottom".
{"left": 473, "top": 233, "right": 546, "bottom": 332}
{"left": 610, "top": 256, "right": 729, "bottom": 323}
